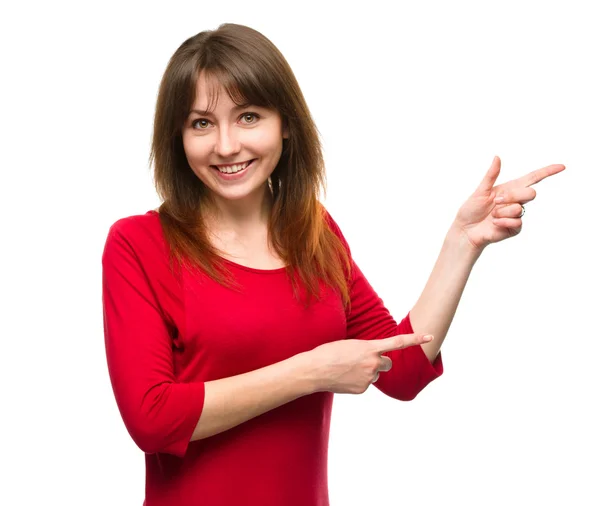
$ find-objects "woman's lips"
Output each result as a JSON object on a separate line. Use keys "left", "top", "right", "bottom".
{"left": 211, "top": 159, "right": 256, "bottom": 180}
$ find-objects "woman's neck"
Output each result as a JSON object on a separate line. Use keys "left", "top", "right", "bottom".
{"left": 202, "top": 183, "right": 274, "bottom": 234}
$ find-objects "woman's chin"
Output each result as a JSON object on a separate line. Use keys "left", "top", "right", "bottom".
{"left": 209, "top": 182, "right": 271, "bottom": 203}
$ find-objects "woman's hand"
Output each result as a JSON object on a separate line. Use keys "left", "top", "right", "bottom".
{"left": 454, "top": 156, "right": 565, "bottom": 251}
{"left": 307, "top": 333, "right": 433, "bottom": 394}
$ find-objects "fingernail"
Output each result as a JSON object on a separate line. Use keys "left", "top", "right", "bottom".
{"left": 495, "top": 196, "right": 504, "bottom": 203}
{"left": 424, "top": 334, "right": 434, "bottom": 341}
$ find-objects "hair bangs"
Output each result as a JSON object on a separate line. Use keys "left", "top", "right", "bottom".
{"left": 202, "top": 58, "right": 278, "bottom": 112}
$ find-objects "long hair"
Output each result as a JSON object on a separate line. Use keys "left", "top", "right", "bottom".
{"left": 150, "top": 23, "right": 351, "bottom": 308}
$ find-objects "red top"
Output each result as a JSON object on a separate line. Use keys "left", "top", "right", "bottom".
{"left": 101, "top": 209, "right": 443, "bottom": 506}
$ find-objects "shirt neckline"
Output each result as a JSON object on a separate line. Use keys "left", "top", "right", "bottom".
{"left": 147, "top": 209, "right": 288, "bottom": 274}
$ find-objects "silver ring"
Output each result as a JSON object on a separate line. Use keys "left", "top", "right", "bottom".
{"left": 519, "top": 205, "right": 525, "bottom": 218}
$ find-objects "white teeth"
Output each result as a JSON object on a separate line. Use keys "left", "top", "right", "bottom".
{"left": 216, "top": 160, "right": 251, "bottom": 174}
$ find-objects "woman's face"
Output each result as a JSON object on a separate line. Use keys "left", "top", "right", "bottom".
{"left": 182, "top": 73, "right": 287, "bottom": 206}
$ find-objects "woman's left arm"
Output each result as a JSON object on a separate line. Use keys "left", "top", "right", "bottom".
{"left": 410, "top": 156, "right": 565, "bottom": 362}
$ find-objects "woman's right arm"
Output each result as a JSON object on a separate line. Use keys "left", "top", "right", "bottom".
{"left": 193, "top": 353, "right": 316, "bottom": 441}
{"left": 194, "top": 331, "right": 430, "bottom": 440}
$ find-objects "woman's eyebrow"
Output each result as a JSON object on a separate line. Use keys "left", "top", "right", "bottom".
{"left": 188, "top": 103, "right": 253, "bottom": 116}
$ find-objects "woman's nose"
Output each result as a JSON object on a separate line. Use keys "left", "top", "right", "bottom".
{"left": 214, "top": 127, "right": 241, "bottom": 158}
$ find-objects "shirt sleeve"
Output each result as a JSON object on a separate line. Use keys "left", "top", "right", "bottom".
{"left": 325, "top": 210, "right": 443, "bottom": 401}
{"left": 102, "top": 220, "right": 205, "bottom": 457}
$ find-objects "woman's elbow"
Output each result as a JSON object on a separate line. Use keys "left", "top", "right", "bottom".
{"left": 126, "top": 419, "right": 189, "bottom": 456}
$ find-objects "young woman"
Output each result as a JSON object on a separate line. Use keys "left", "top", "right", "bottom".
{"left": 101, "top": 23, "right": 564, "bottom": 506}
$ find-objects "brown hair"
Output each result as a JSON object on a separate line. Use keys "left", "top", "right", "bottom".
{"left": 150, "top": 23, "right": 351, "bottom": 308}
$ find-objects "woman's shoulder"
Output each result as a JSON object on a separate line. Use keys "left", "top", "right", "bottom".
{"left": 320, "top": 204, "right": 349, "bottom": 246}
{"left": 103, "top": 209, "right": 167, "bottom": 262}
{"left": 107, "top": 209, "right": 160, "bottom": 236}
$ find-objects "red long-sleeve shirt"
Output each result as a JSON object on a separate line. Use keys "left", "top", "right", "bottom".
{"left": 101, "top": 209, "right": 443, "bottom": 506}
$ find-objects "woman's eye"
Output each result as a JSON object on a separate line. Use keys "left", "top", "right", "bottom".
{"left": 192, "top": 119, "right": 210, "bottom": 129}
{"left": 241, "top": 113, "right": 259, "bottom": 124}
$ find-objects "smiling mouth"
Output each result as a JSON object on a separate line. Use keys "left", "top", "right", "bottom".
{"left": 211, "top": 159, "right": 256, "bottom": 174}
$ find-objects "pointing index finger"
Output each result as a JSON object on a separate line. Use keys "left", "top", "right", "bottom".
{"left": 515, "top": 164, "right": 566, "bottom": 188}
{"left": 372, "top": 333, "right": 433, "bottom": 354}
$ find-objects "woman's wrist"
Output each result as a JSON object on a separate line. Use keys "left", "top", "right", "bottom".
{"left": 445, "top": 222, "right": 485, "bottom": 263}
{"left": 289, "top": 351, "right": 322, "bottom": 395}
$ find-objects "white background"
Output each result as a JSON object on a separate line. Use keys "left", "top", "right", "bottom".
{"left": 2, "top": 0, "right": 598, "bottom": 504}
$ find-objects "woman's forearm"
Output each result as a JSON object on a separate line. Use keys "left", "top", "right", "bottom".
{"left": 191, "top": 352, "right": 317, "bottom": 441}
{"left": 410, "top": 223, "right": 482, "bottom": 362}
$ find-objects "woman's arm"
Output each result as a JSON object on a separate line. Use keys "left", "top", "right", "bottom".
{"left": 409, "top": 224, "right": 481, "bottom": 362}
{"left": 191, "top": 353, "right": 315, "bottom": 441}
{"left": 195, "top": 331, "right": 434, "bottom": 439}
